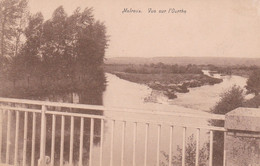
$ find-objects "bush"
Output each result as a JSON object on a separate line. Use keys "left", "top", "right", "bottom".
{"left": 246, "top": 69, "right": 260, "bottom": 95}
{"left": 124, "top": 67, "right": 137, "bottom": 73}
{"left": 243, "top": 95, "right": 260, "bottom": 108}
{"left": 211, "top": 85, "right": 245, "bottom": 115}
{"left": 161, "top": 134, "right": 209, "bottom": 166}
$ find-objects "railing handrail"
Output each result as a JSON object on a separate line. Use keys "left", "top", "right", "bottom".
{"left": 0, "top": 105, "right": 226, "bottom": 131}
{"left": 0, "top": 97, "right": 225, "bottom": 120}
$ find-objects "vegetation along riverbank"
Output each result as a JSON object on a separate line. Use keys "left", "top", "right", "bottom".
{"left": 206, "top": 64, "right": 259, "bottom": 78}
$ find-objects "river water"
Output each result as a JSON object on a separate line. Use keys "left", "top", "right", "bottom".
{"left": 90, "top": 71, "right": 250, "bottom": 166}
{"left": 170, "top": 71, "right": 252, "bottom": 112}
{"left": 103, "top": 71, "right": 250, "bottom": 112}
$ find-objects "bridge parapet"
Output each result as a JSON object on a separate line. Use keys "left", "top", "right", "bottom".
{"left": 225, "top": 107, "right": 260, "bottom": 166}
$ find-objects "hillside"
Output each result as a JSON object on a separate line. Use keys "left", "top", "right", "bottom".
{"left": 105, "top": 57, "right": 260, "bottom": 66}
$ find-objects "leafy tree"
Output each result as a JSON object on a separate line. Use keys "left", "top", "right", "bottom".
{"left": 23, "top": 12, "right": 44, "bottom": 57}
{"left": 2, "top": 5, "right": 108, "bottom": 97}
{"left": 3, "top": 5, "right": 108, "bottom": 96}
{"left": 76, "top": 21, "right": 107, "bottom": 69}
{"left": 246, "top": 69, "right": 260, "bottom": 95}
{"left": 210, "top": 85, "right": 245, "bottom": 166}
{"left": 10, "top": 12, "right": 44, "bottom": 86}
{"left": 7, "top": 53, "right": 24, "bottom": 87}
{"left": 39, "top": 6, "right": 108, "bottom": 81}
{"left": 41, "top": 6, "right": 68, "bottom": 79}
{"left": 0, "top": 0, "right": 28, "bottom": 67}
{"left": 14, "top": 8, "right": 29, "bottom": 57}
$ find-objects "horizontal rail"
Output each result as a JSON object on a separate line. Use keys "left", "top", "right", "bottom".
{"left": 45, "top": 110, "right": 226, "bottom": 131}
{"left": 0, "top": 97, "right": 225, "bottom": 120}
{"left": 0, "top": 106, "right": 41, "bottom": 113}
{"left": 0, "top": 106, "right": 226, "bottom": 131}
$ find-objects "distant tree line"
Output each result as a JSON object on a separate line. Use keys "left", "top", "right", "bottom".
{"left": 0, "top": 0, "right": 108, "bottom": 96}
{"left": 123, "top": 63, "right": 203, "bottom": 74}
{"left": 206, "top": 64, "right": 259, "bottom": 76}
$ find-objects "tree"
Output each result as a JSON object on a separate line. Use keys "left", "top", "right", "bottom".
{"left": 39, "top": 6, "right": 108, "bottom": 80}
{"left": 210, "top": 85, "right": 245, "bottom": 166}
{"left": 0, "top": 0, "right": 28, "bottom": 67}
{"left": 76, "top": 21, "right": 108, "bottom": 70}
{"left": 5, "top": 5, "right": 108, "bottom": 96}
{"left": 23, "top": 12, "right": 44, "bottom": 57}
{"left": 14, "top": 9, "right": 28, "bottom": 57}
{"left": 16, "top": 12, "right": 44, "bottom": 86}
{"left": 41, "top": 6, "right": 69, "bottom": 79}
{"left": 246, "top": 69, "right": 260, "bottom": 95}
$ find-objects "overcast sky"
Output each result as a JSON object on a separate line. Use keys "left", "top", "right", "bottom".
{"left": 28, "top": 0, "right": 260, "bottom": 58}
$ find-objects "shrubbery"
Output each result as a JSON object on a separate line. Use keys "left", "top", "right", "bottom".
{"left": 246, "top": 69, "right": 260, "bottom": 95}
{"left": 161, "top": 134, "right": 209, "bottom": 166}
{"left": 211, "top": 85, "right": 245, "bottom": 115}
{"left": 123, "top": 63, "right": 203, "bottom": 74}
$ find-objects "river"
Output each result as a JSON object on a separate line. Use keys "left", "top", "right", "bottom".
{"left": 103, "top": 70, "right": 250, "bottom": 113}
{"left": 90, "top": 71, "right": 250, "bottom": 166}
{"left": 170, "top": 70, "right": 252, "bottom": 111}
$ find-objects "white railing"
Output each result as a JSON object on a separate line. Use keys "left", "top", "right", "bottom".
{"left": 0, "top": 97, "right": 226, "bottom": 166}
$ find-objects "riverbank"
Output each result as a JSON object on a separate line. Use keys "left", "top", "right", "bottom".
{"left": 207, "top": 65, "right": 259, "bottom": 78}
{"left": 110, "top": 72, "right": 223, "bottom": 99}
{"left": 0, "top": 73, "right": 106, "bottom": 98}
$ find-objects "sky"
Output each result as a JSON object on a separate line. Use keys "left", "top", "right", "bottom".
{"left": 28, "top": 0, "right": 260, "bottom": 58}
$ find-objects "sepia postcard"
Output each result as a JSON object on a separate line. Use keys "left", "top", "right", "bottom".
{"left": 0, "top": 0, "right": 260, "bottom": 166}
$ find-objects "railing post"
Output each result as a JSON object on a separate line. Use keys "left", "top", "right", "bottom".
{"left": 225, "top": 107, "right": 260, "bottom": 166}
{"left": 38, "top": 105, "right": 47, "bottom": 166}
